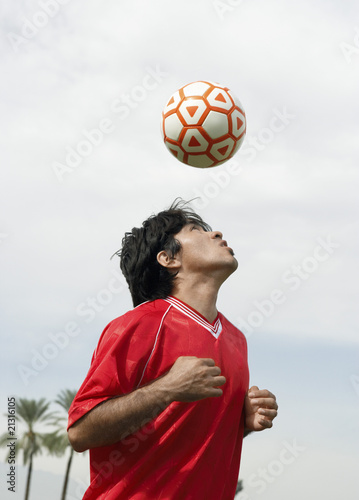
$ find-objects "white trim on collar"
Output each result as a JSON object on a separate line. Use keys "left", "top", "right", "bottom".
{"left": 164, "top": 296, "right": 222, "bottom": 340}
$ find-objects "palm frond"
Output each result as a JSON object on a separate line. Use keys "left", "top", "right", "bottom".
{"left": 42, "top": 430, "right": 70, "bottom": 456}
{"left": 16, "top": 398, "right": 54, "bottom": 427}
{"left": 0, "top": 432, "right": 11, "bottom": 448}
{"left": 55, "top": 389, "right": 77, "bottom": 412}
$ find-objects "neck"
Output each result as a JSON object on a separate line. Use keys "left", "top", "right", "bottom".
{"left": 171, "top": 279, "right": 220, "bottom": 323}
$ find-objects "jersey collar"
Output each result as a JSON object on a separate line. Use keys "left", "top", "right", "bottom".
{"left": 164, "top": 296, "right": 222, "bottom": 339}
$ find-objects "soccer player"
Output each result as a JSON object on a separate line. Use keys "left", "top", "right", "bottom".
{"left": 67, "top": 200, "right": 278, "bottom": 500}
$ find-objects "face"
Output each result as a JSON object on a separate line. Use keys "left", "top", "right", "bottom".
{"left": 171, "top": 222, "right": 238, "bottom": 279}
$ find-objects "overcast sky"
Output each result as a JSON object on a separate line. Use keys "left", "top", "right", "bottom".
{"left": 1, "top": 1, "right": 359, "bottom": 499}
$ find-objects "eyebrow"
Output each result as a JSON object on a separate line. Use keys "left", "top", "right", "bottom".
{"left": 188, "top": 222, "right": 207, "bottom": 231}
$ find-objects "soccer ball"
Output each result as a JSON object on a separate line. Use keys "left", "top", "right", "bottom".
{"left": 161, "top": 80, "right": 246, "bottom": 168}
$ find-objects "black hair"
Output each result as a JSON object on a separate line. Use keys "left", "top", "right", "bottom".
{"left": 114, "top": 199, "right": 211, "bottom": 307}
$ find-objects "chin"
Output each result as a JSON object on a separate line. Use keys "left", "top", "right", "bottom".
{"left": 231, "top": 256, "right": 239, "bottom": 271}
{"left": 223, "top": 256, "right": 238, "bottom": 276}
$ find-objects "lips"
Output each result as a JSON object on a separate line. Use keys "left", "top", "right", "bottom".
{"left": 219, "top": 240, "right": 235, "bottom": 255}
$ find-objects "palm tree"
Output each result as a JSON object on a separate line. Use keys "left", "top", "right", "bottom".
{"left": 35, "top": 389, "right": 76, "bottom": 500}
{"left": 48, "top": 389, "right": 78, "bottom": 500}
{"left": 0, "top": 397, "right": 55, "bottom": 500}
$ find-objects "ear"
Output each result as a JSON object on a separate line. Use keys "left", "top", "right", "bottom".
{"left": 157, "top": 250, "right": 181, "bottom": 270}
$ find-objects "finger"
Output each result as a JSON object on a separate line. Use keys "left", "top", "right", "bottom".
{"left": 212, "top": 375, "right": 226, "bottom": 387}
{"left": 258, "top": 418, "right": 273, "bottom": 429}
{"left": 208, "top": 366, "right": 221, "bottom": 376}
{"left": 258, "top": 408, "right": 278, "bottom": 420}
{"left": 209, "top": 387, "right": 223, "bottom": 398}
{"left": 250, "top": 398, "right": 278, "bottom": 410}
{"left": 201, "top": 358, "right": 216, "bottom": 367}
{"left": 249, "top": 389, "right": 276, "bottom": 400}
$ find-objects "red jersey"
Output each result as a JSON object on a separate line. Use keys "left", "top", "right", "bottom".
{"left": 68, "top": 297, "right": 249, "bottom": 500}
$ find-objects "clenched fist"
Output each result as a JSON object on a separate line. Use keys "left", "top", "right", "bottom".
{"left": 164, "top": 356, "right": 226, "bottom": 403}
{"left": 244, "top": 386, "right": 278, "bottom": 432}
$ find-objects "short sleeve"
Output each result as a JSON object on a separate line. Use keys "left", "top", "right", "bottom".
{"left": 67, "top": 309, "right": 164, "bottom": 429}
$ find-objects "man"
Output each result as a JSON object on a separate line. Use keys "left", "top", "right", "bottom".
{"left": 68, "top": 200, "right": 278, "bottom": 500}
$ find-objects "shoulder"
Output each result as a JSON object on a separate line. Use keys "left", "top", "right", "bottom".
{"left": 111, "top": 299, "right": 171, "bottom": 329}
{"left": 96, "top": 299, "right": 170, "bottom": 346}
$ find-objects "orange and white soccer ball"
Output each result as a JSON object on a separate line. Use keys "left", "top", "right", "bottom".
{"left": 161, "top": 80, "right": 246, "bottom": 168}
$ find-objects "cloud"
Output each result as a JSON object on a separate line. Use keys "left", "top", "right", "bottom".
{"left": 1, "top": 1, "right": 358, "bottom": 497}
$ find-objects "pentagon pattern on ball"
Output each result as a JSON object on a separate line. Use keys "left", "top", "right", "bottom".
{"left": 161, "top": 80, "right": 246, "bottom": 168}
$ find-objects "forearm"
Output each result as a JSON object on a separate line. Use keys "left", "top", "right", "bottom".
{"left": 68, "top": 375, "right": 174, "bottom": 452}
{"left": 68, "top": 355, "right": 226, "bottom": 452}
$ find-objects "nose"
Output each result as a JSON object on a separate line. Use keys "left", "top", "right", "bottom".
{"left": 211, "top": 230, "right": 223, "bottom": 239}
